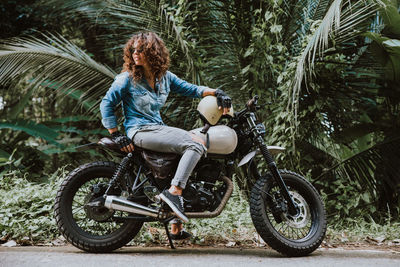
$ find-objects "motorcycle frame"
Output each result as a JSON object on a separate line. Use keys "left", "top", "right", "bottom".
{"left": 95, "top": 147, "right": 235, "bottom": 222}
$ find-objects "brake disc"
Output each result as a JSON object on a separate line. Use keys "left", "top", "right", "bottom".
{"left": 281, "top": 191, "right": 311, "bottom": 228}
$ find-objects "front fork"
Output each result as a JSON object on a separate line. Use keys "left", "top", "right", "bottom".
{"left": 246, "top": 112, "right": 299, "bottom": 216}
{"left": 258, "top": 138, "right": 299, "bottom": 216}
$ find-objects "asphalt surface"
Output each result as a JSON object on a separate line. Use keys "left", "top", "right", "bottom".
{"left": 1, "top": 246, "right": 400, "bottom": 267}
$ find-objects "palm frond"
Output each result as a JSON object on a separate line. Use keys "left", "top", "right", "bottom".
{"left": 0, "top": 119, "right": 61, "bottom": 146}
{"left": 176, "top": 1, "right": 245, "bottom": 94}
{"left": 42, "top": 0, "right": 199, "bottom": 80}
{"left": 282, "top": 0, "right": 333, "bottom": 50}
{"left": 315, "top": 136, "right": 400, "bottom": 209}
{"left": 0, "top": 33, "right": 116, "bottom": 115}
{"left": 158, "top": 3, "right": 198, "bottom": 81}
{"left": 290, "top": 0, "right": 382, "bottom": 126}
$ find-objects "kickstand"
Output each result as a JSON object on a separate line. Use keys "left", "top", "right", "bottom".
{"left": 164, "top": 222, "right": 175, "bottom": 249}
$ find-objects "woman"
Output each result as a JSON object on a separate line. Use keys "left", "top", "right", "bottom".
{"left": 100, "top": 32, "right": 231, "bottom": 240}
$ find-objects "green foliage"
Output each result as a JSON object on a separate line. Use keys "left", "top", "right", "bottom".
{"left": 0, "top": 150, "right": 22, "bottom": 174}
{"left": 0, "top": 167, "right": 66, "bottom": 242}
{"left": 0, "top": 0, "right": 400, "bottom": 227}
{"left": 0, "top": 0, "right": 56, "bottom": 39}
{"left": 0, "top": 33, "right": 116, "bottom": 114}
{"left": 327, "top": 215, "right": 400, "bottom": 244}
{"left": 0, "top": 119, "right": 61, "bottom": 146}
{"left": 318, "top": 178, "right": 377, "bottom": 221}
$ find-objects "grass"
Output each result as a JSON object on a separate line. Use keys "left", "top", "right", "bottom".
{"left": 325, "top": 218, "right": 400, "bottom": 247}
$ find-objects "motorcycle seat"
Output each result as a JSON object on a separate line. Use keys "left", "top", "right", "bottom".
{"left": 98, "top": 137, "right": 121, "bottom": 152}
{"left": 97, "top": 137, "right": 178, "bottom": 157}
{"left": 98, "top": 137, "right": 178, "bottom": 179}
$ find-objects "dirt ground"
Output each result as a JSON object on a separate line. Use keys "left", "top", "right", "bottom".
{"left": 2, "top": 232, "right": 400, "bottom": 253}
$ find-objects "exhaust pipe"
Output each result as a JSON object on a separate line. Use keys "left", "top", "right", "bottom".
{"left": 104, "top": 195, "right": 160, "bottom": 218}
{"left": 104, "top": 175, "right": 233, "bottom": 220}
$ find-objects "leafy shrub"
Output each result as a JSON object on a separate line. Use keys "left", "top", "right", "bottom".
{"left": 0, "top": 170, "right": 257, "bottom": 245}
{"left": 1, "top": 167, "right": 399, "bottom": 246}
{"left": 317, "top": 178, "right": 377, "bottom": 221}
{"left": 0, "top": 168, "right": 66, "bottom": 242}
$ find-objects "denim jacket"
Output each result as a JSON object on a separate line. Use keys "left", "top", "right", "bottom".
{"left": 100, "top": 71, "right": 206, "bottom": 139}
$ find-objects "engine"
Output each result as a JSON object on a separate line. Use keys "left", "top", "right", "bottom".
{"left": 182, "top": 160, "right": 227, "bottom": 212}
{"left": 182, "top": 181, "right": 227, "bottom": 212}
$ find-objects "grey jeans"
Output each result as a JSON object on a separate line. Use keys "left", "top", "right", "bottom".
{"left": 133, "top": 125, "right": 206, "bottom": 189}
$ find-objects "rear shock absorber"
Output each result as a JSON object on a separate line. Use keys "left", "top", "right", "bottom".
{"left": 104, "top": 153, "right": 133, "bottom": 195}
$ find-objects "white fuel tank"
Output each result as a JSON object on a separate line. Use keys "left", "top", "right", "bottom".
{"left": 190, "top": 125, "right": 238, "bottom": 154}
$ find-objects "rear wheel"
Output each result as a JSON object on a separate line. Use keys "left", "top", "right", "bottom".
{"left": 250, "top": 170, "right": 326, "bottom": 256}
{"left": 54, "top": 161, "right": 143, "bottom": 252}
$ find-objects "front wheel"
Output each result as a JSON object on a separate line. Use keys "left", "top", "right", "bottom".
{"left": 250, "top": 170, "right": 326, "bottom": 256}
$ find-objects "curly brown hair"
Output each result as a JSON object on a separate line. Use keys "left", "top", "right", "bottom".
{"left": 122, "top": 32, "right": 170, "bottom": 82}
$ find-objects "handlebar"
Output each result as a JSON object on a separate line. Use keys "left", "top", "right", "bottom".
{"left": 235, "top": 95, "right": 259, "bottom": 118}
{"left": 246, "top": 95, "right": 259, "bottom": 111}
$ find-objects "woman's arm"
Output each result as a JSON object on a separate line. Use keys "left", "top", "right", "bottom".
{"left": 168, "top": 72, "right": 231, "bottom": 114}
{"left": 100, "top": 73, "right": 134, "bottom": 153}
{"left": 202, "top": 88, "right": 216, "bottom": 97}
{"left": 100, "top": 73, "right": 130, "bottom": 130}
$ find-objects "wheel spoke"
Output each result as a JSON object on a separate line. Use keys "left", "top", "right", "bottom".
{"left": 276, "top": 223, "right": 284, "bottom": 233}
{"left": 265, "top": 186, "right": 313, "bottom": 241}
{"left": 73, "top": 200, "right": 83, "bottom": 206}
{"left": 66, "top": 176, "right": 128, "bottom": 236}
{"left": 72, "top": 206, "right": 84, "bottom": 214}
{"left": 296, "top": 228, "right": 301, "bottom": 238}
{"left": 301, "top": 228, "right": 308, "bottom": 237}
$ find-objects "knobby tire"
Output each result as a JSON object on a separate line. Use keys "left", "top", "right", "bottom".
{"left": 250, "top": 170, "right": 327, "bottom": 256}
{"left": 54, "top": 161, "right": 143, "bottom": 252}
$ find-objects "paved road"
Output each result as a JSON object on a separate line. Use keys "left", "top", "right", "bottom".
{"left": 1, "top": 246, "right": 400, "bottom": 267}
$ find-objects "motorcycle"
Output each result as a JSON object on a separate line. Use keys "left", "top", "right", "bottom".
{"left": 54, "top": 95, "right": 326, "bottom": 256}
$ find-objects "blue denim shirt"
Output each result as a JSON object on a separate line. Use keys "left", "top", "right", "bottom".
{"left": 100, "top": 71, "right": 206, "bottom": 139}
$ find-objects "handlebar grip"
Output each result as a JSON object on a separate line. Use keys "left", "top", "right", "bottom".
{"left": 246, "top": 95, "right": 259, "bottom": 110}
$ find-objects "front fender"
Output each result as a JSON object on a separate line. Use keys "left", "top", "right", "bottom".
{"left": 237, "top": 146, "right": 285, "bottom": 167}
